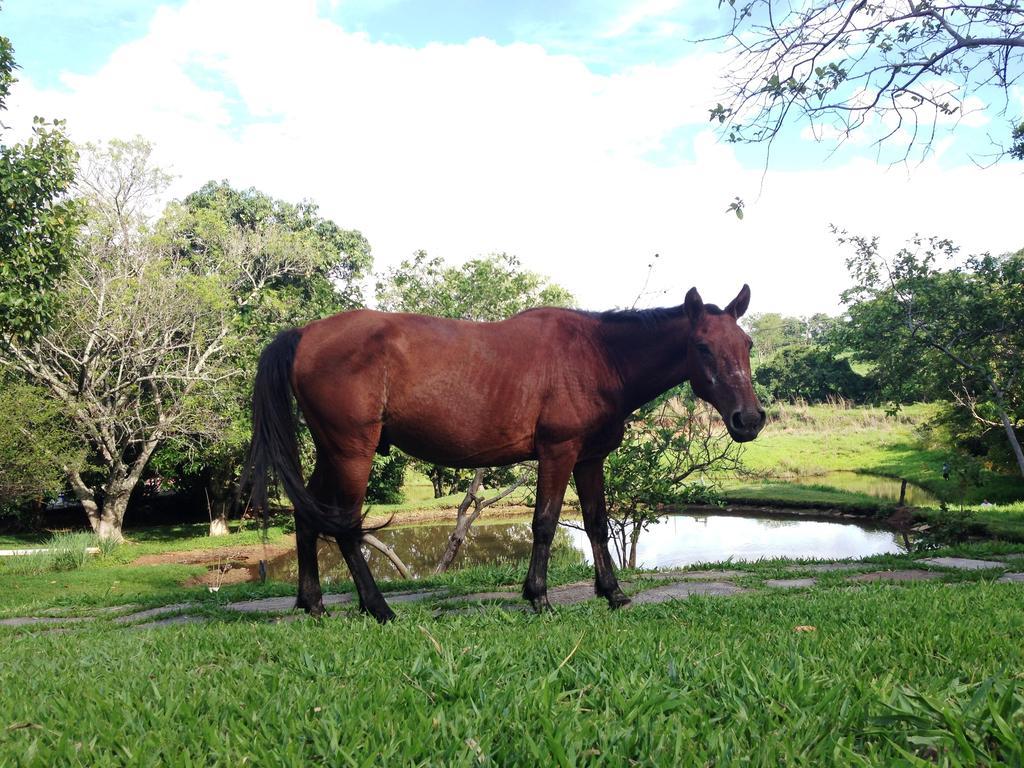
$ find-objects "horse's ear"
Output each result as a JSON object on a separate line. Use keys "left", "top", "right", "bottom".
{"left": 684, "top": 287, "right": 704, "bottom": 324}
{"left": 725, "top": 284, "right": 751, "bottom": 319}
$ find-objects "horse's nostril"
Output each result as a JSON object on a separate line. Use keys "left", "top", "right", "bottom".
{"left": 757, "top": 408, "right": 766, "bottom": 425}
{"left": 731, "top": 411, "right": 744, "bottom": 431}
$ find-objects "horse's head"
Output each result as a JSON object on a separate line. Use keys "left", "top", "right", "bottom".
{"left": 684, "top": 284, "right": 765, "bottom": 443}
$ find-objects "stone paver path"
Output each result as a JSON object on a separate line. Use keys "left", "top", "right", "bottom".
{"left": 226, "top": 594, "right": 352, "bottom": 614}
{"left": 548, "top": 581, "right": 605, "bottom": 606}
{"left": 224, "top": 588, "right": 446, "bottom": 615}
{"left": 40, "top": 604, "right": 138, "bottom": 617}
{"left": 0, "top": 616, "right": 91, "bottom": 628}
{"left": 631, "top": 581, "right": 748, "bottom": 605}
{"left": 114, "top": 603, "right": 194, "bottom": 625}
{"left": 765, "top": 578, "right": 817, "bottom": 589}
{"left": 848, "top": 570, "right": 943, "bottom": 582}
{"left": 920, "top": 557, "right": 1008, "bottom": 570}
{"left": 5, "top": 554, "right": 1021, "bottom": 630}
{"left": 387, "top": 590, "right": 448, "bottom": 604}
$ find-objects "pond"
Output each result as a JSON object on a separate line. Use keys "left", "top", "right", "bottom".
{"left": 788, "top": 471, "right": 938, "bottom": 505}
{"left": 261, "top": 511, "right": 907, "bottom": 584}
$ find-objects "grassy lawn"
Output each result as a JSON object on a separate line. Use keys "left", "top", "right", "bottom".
{"left": 1, "top": 545, "right": 1022, "bottom": 766}
{"left": 725, "top": 402, "right": 1024, "bottom": 538}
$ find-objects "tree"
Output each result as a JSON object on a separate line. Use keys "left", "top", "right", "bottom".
{"left": 585, "top": 386, "right": 746, "bottom": 569}
{"left": 744, "top": 312, "right": 812, "bottom": 363}
{"left": 0, "top": 378, "right": 83, "bottom": 521}
{"left": 0, "top": 22, "right": 79, "bottom": 340}
{"left": 0, "top": 141, "right": 369, "bottom": 540}
{"left": 839, "top": 233, "right": 1024, "bottom": 476}
{"left": 157, "top": 181, "right": 374, "bottom": 532}
{"left": 754, "top": 346, "right": 874, "bottom": 403}
{"left": 712, "top": 0, "right": 1024, "bottom": 162}
{"left": 376, "top": 250, "right": 574, "bottom": 322}
{"left": 376, "top": 250, "right": 575, "bottom": 496}
{"left": 433, "top": 464, "right": 535, "bottom": 574}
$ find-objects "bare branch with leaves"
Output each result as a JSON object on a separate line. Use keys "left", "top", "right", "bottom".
{"left": 711, "top": 0, "right": 1024, "bottom": 163}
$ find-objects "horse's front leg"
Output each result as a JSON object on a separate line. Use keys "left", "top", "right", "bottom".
{"left": 573, "top": 458, "right": 630, "bottom": 609}
{"left": 523, "top": 446, "right": 578, "bottom": 612}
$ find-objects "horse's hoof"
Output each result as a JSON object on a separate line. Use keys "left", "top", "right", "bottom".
{"left": 606, "top": 591, "right": 631, "bottom": 610}
{"left": 360, "top": 602, "right": 396, "bottom": 624}
{"left": 297, "top": 600, "right": 327, "bottom": 618}
{"left": 373, "top": 607, "right": 397, "bottom": 624}
{"left": 529, "top": 595, "right": 552, "bottom": 614}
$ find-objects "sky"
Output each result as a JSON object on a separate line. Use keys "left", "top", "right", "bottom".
{"left": 3, "top": 0, "right": 1022, "bottom": 316}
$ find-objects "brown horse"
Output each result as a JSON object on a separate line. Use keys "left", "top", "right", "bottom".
{"left": 248, "top": 285, "right": 764, "bottom": 622}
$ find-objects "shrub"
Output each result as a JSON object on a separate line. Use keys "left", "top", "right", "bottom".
{"left": 755, "top": 346, "right": 875, "bottom": 403}
{"left": 366, "top": 449, "right": 409, "bottom": 504}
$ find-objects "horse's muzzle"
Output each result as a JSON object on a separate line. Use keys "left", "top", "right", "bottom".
{"left": 728, "top": 407, "right": 766, "bottom": 442}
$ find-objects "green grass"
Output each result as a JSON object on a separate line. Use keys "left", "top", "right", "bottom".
{"left": 1, "top": 553, "right": 1022, "bottom": 766}
{"left": 725, "top": 401, "right": 1024, "bottom": 538}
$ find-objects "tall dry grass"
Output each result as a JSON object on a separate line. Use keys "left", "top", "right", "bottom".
{"left": 765, "top": 397, "right": 927, "bottom": 433}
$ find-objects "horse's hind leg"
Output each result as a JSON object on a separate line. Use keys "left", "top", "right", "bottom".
{"left": 573, "top": 458, "right": 629, "bottom": 609}
{"left": 337, "top": 535, "right": 395, "bottom": 623}
{"left": 328, "top": 453, "right": 396, "bottom": 624}
{"left": 294, "top": 466, "right": 327, "bottom": 616}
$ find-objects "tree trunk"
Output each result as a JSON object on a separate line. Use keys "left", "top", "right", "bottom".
{"left": 363, "top": 533, "right": 412, "bottom": 579}
{"left": 96, "top": 490, "right": 129, "bottom": 542}
{"left": 209, "top": 511, "right": 230, "bottom": 537}
{"left": 430, "top": 470, "right": 445, "bottom": 499}
{"left": 435, "top": 469, "right": 486, "bottom": 574}
{"left": 207, "top": 489, "right": 231, "bottom": 537}
{"left": 995, "top": 406, "right": 1024, "bottom": 478}
{"left": 67, "top": 467, "right": 103, "bottom": 534}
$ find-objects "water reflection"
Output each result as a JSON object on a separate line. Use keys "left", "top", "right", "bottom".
{"left": 263, "top": 512, "right": 905, "bottom": 584}
{"left": 789, "top": 471, "right": 938, "bottom": 505}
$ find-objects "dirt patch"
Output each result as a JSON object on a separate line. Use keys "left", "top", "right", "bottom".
{"left": 132, "top": 542, "right": 294, "bottom": 568}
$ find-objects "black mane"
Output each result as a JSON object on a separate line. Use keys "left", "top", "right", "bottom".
{"left": 576, "top": 303, "right": 723, "bottom": 329}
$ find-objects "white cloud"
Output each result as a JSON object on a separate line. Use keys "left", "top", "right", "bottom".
{"left": 602, "top": 0, "right": 681, "bottom": 39}
{"left": 6, "top": 0, "right": 1022, "bottom": 317}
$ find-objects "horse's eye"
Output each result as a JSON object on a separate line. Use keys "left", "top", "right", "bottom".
{"left": 696, "top": 343, "right": 712, "bottom": 357}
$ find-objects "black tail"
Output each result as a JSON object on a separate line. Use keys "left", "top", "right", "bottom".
{"left": 246, "top": 328, "right": 370, "bottom": 538}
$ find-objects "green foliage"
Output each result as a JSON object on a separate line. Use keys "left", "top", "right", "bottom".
{"left": 839, "top": 234, "right": 1024, "bottom": 476}
{"left": 755, "top": 346, "right": 874, "bottom": 403}
{"left": 0, "top": 378, "right": 82, "bottom": 515}
{"left": 602, "top": 385, "right": 743, "bottom": 566}
{"left": 376, "top": 250, "right": 574, "bottom": 321}
{"left": 0, "top": 531, "right": 106, "bottom": 576}
{"left": 743, "top": 311, "right": 832, "bottom": 362}
{"left": 170, "top": 180, "right": 372, "bottom": 316}
{"left": 913, "top": 503, "right": 980, "bottom": 551}
{"left": 868, "top": 677, "right": 1024, "bottom": 764}
{"left": 152, "top": 180, "right": 377, "bottom": 523}
{"left": 365, "top": 449, "right": 410, "bottom": 505}
{"left": 1012, "top": 120, "right": 1024, "bottom": 160}
{"left": 0, "top": 28, "right": 80, "bottom": 340}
